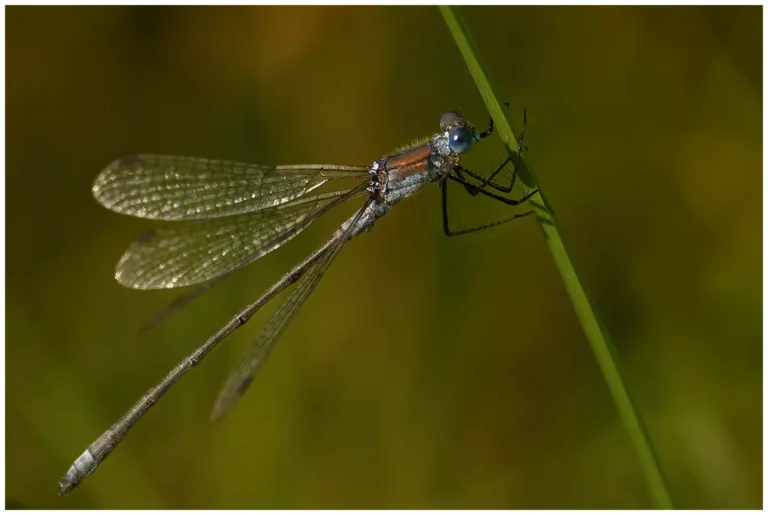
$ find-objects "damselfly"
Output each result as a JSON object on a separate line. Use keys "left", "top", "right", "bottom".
{"left": 59, "top": 111, "right": 537, "bottom": 495}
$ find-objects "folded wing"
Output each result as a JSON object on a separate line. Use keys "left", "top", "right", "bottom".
{"left": 93, "top": 154, "right": 369, "bottom": 221}
{"left": 210, "top": 199, "right": 373, "bottom": 421}
{"left": 115, "top": 190, "right": 364, "bottom": 289}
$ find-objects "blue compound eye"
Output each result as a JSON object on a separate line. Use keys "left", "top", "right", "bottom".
{"left": 448, "top": 127, "right": 475, "bottom": 154}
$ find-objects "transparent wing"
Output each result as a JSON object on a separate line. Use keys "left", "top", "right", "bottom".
{"left": 116, "top": 188, "right": 365, "bottom": 289}
{"left": 92, "top": 154, "right": 369, "bottom": 221}
{"left": 210, "top": 199, "right": 373, "bottom": 421}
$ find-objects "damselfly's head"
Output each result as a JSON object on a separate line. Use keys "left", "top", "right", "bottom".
{"left": 440, "top": 111, "right": 480, "bottom": 155}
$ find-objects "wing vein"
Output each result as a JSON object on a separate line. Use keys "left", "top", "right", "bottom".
{"left": 115, "top": 185, "right": 368, "bottom": 289}
{"left": 93, "top": 154, "right": 370, "bottom": 220}
{"left": 210, "top": 197, "right": 374, "bottom": 420}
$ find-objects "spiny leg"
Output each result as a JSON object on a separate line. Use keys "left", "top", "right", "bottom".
{"left": 455, "top": 108, "right": 529, "bottom": 194}
{"left": 481, "top": 108, "right": 528, "bottom": 192}
{"left": 453, "top": 167, "right": 481, "bottom": 197}
{"left": 441, "top": 177, "right": 534, "bottom": 237}
{"left": 454, "top": 162, "right": 512, "bottom": 193}
{"left": 476, "top": 116, "right": 494, "bottom": 140}
{"left": 476, "top": 101, "right": 510, "bottom": 141}
{"left": 447, "top": 173, "right": 537, "bottom": 207}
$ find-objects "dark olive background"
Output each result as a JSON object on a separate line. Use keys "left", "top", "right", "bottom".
{"left": 6, "top": 5, "right": 761, "bottom": 509}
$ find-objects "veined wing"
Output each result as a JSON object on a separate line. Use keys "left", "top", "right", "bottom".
{"left": 210, "top": 199, "right": 373, "bottom": 421}
{"left": 92, "top": 154, "right": 369, "bottom": 221}
{"left": 116, "top": 186, "right": 367, "bottom": 289}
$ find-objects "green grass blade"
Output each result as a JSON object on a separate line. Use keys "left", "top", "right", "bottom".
{"left": 439, "top": 6, "right": 674, "bottom": 510}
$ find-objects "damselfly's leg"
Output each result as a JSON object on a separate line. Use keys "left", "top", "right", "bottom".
{"left": 453, "top": 167, "right": 482, "bottom": 196}
{"left": 454, "top": 161, "right": 512, "bottom": 194}
{"left": 481, "top": 108, "right": 527, "bottom": 192}
{"left": 447, "top": 173, "right": 538, "bottom": 207}
{"left": 441, "top": 177, "right": 534, "bottom": 237}
{"left": 476, "top": 116, "right": 494, "bottom": 140}
{"left": 455, "top": 109, "right": 529, "bottom": 194}
{"left": 475, "top": 101, "right": 511, "bottom": 141}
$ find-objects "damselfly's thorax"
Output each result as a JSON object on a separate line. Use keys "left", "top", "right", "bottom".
{"left": 368, "top": 111, "right": 481, "bottom": 205}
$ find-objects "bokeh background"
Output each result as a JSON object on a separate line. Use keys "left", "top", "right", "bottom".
{"left": 6, "top": 5, "right": 761, "bottom": 509}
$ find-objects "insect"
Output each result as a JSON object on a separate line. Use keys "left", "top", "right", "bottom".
{"left": 59, "top": 110, "right": 537, "bottom": 495}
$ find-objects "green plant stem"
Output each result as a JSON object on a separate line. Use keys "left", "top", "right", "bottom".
{"left": 439, "top": 6, "right": 673, "bottom": 510}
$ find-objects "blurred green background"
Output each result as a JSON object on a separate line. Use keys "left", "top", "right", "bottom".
{"left": 6, "top": 5, "right": 761, "bottom": 509}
